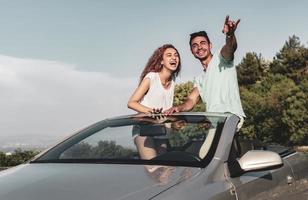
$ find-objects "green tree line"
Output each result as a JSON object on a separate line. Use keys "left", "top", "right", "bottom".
{"left": 0, "top": 149, "right": 39, "bottom": 168}
{"left": 174, "top": 35, "right": 307, "bottom": 146}
{"left": 62, "top": 140, "right": 135, "bottom": 159}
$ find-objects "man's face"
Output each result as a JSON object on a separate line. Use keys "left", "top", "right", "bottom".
{"left": 190, "top": 36, "right": 212, "bottom": 61}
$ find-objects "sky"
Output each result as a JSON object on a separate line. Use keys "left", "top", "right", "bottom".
{"left": 0, "top": 0, "right": 307, "bottom": 149}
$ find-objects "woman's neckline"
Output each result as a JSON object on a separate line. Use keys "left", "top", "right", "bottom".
{"left": 157, "top": 72, "right": 172, "bottom": 90}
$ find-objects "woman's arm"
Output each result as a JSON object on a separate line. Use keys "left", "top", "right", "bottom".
{"left": 127, "top": 78, "right": 153, "bottom": 114}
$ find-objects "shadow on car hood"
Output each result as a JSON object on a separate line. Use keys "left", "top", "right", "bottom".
{"left": 0, "top": 163, "right": 201, "bottom": 200}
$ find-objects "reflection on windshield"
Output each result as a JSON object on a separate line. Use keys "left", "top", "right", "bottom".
{"left": 34, "top": 115, "right": 226, "bottom": 168}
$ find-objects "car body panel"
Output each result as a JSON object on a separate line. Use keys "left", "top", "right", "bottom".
{"left": 230, "top": 161, "right": 294, "bottom": 199}
{"left": 283, "top": 152, "right": 308, "bottom": 199}
{"left": 0, "top": 112, "right": 307, "bottom": 200}
{"left": 230, "top": 152, "right": 308, "bottom": 200}
{"left": 0, "top": 163, "right": 202, "bottom": 200}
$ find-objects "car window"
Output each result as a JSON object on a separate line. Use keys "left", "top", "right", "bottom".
{"left": 34, "top": 115, "right": 226, "bottom": 167}
{"left": 60, "top": 126, "right": 138, "bottom": 160}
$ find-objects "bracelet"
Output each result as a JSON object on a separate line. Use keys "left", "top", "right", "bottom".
{"left": 226, "top": 33, "right": 234, "bottom": 38}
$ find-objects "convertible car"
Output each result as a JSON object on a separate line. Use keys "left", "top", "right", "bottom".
{"left": 0, "top": 112, "right": 307, "bottom": 200}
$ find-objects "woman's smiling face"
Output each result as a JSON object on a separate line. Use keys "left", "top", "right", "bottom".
{"left": 161, "top": 48, "right": 180, "bottom": 72}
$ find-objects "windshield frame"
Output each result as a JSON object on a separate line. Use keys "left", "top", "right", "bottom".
{"left": 31, "top": 113, "right": 229, "bottom": 168}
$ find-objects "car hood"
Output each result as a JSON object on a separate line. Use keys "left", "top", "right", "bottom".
{"left": 0, "top": 163, "right": 201, "bottom": 200}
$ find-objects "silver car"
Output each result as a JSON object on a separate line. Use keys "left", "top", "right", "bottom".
{"left": 1, "top": 112, "right": 307, "bottom": 200}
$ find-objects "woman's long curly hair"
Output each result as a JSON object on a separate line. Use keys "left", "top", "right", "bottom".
{"left": 139, "top": 44, "right": 181, "bottom": 84}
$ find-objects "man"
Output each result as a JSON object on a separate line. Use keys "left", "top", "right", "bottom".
{"left": 165, "top": 15, "right": 245, "bottom": 130}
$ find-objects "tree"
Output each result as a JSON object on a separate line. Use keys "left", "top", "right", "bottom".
{"left": 269, "top": 35, "right": 308, "bottom": 83}
{"left": 237, "top": 52, "right": 268, "bottom": 86}
{"left": 174, "top": 81, "right": 205, "bottom": 112}
{"left": 0, "top": 152, "right": 6, "bottom": 167}
{"left": 0, "top": 149, "right": 39, "bottom": 167}
{"left": 239, "top": 73, "right": 307, "bottom": 145}
{"left": 281, "top": 86, "right": 308, "bottom": 144}
{"left": 238, "top": 86, "right": 264, "bottom": 139}
{"left": 62, "top": 141, "right": 135, "bottom": 159}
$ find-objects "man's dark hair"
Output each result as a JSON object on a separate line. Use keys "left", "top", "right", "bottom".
{"left": 189, "top": 31, "right": 211, "bottom": 46}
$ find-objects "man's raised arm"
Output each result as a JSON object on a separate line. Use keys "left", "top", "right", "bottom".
{"left": 221, "top": 15, "right": 240, "bottom": 61}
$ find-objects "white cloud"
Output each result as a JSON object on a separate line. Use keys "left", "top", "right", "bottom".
{"left": 0, "top": 55, "right": 137, "bottom": 148}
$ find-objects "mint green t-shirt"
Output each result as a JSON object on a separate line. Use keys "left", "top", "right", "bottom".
{"left": 193, "top": 51, "right": 246, "bottom": 118}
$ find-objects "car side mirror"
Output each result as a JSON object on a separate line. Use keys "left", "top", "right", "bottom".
{"left": 238, "top": 150, "right": 283, "bottom": 172}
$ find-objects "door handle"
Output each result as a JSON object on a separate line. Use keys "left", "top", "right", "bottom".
{"left": 286, "top": 175, "right": 294, "bottom": 185}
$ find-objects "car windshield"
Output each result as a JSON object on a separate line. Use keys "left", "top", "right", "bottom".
{"left": 33, "top": 114, "right": 226, "bottom": 167}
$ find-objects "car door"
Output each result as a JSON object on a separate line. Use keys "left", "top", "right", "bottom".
{"left": 279, "top": 150, "right": 308, "bottom": 199}
{"left": 227, "top": 137, "right": 295, "bottom": 200}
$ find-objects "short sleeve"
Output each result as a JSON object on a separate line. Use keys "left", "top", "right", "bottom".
{"left": 193, "top": 75, "right": 206, "bottom": 102}
{"left": 144, "top": 72, "right": 156, "bottom": 81}
{"left": 193, "top": 75, "right": 201, "bottom": 89}
{"left": 218, "top": 53, "right": 234, "bottom": 69}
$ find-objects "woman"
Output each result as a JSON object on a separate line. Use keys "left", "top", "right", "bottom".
{"left": 128, "top": 44, "right": 181, "bottom": 161}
